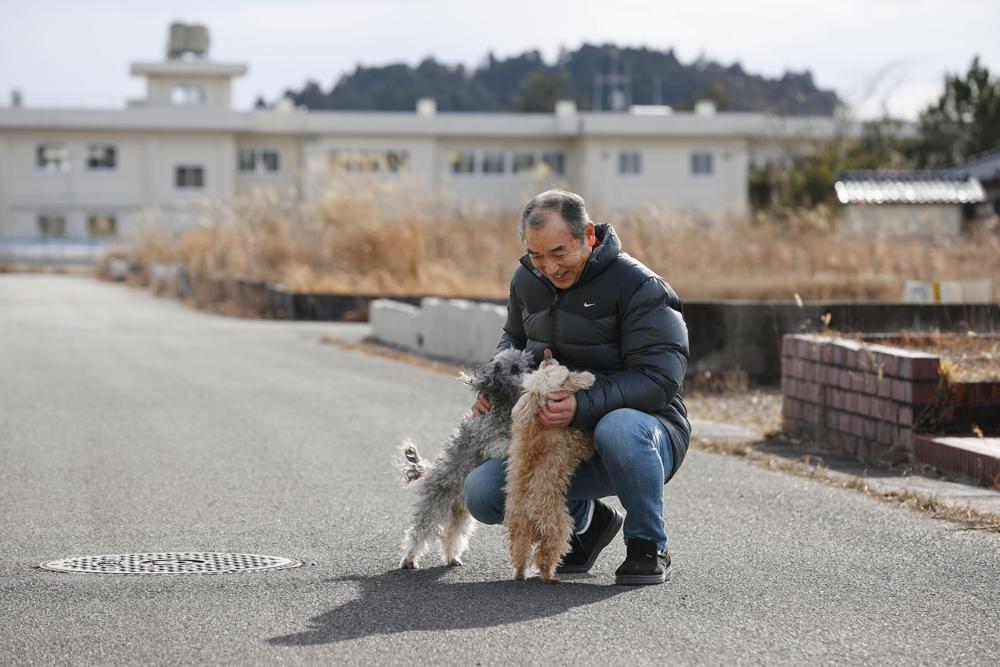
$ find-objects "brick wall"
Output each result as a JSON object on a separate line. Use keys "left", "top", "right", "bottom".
{"left": 781, "top": 334, "right": 942, "bottom": 464}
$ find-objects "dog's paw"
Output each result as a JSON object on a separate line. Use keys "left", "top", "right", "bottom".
{"left": 402, "top": 443, "right": 420, "bottom": 463}
{"left": 398, "top": 440, "right": 427, "bottom": 484}
{"left": 542, "top": 576, "right": 561, "bottom": 585}
{"left": 446, "top": 557, "right": 463, "bottom": 567}
{"left": 400, "top": 559, "right": 417, "bottom": 570}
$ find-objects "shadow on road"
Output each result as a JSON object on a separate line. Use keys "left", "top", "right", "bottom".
{"left": 268, "top": 566, "right": 635, "bottom": 647}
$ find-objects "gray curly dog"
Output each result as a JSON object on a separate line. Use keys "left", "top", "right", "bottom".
{"left": 399, "top": 347, "right": 535, "bottom": 569}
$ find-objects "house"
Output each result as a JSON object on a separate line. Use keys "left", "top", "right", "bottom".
{"left": 0, "top": 24, "right": 849, "bottom": 263}
{"left": 956, "top": 148, "right": 1000, "bottom": 215}
{"left": 834, "top": 170, "right": 986, "bottom": 237}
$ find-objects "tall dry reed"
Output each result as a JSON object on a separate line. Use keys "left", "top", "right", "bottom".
{"left": 120, "top": 184, "right": 1000, "bottom": 302}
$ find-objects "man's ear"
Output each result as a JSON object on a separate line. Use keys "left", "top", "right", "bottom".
{"left": 562, "top": 371, "right": 595, "bottom": 392}
{"left": 584, "top": 222, "right": 597, "bottom": 249}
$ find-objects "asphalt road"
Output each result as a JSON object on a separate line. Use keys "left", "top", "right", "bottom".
{"left": 1, "top": 274, "right": 998, "bottom": 666}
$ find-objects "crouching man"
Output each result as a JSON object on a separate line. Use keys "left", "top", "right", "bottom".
{"left": 466, "top": 189, "right": 690, "bottom": 585}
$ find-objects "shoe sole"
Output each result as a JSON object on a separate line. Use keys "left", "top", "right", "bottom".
{"left": 615, "top": 565, "right": 672, "bottom": 585}
{"left": 556, "top": 509, "right": 624, "bottom": 574}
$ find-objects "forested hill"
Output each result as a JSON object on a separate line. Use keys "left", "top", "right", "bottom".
{"left": 269, "top": 44, "right": 840, "bottom": 115}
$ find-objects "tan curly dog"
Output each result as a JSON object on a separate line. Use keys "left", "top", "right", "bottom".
{"left": 505, "top": 356, "right": 596, "bottom": 583}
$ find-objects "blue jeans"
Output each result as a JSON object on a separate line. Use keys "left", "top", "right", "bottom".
{"left": 463, "top": 408, "right": 675, "bottom": 550}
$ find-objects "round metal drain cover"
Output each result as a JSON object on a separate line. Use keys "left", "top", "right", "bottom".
{"left": 39, "top": 552, "right": 301, "bottom": 575}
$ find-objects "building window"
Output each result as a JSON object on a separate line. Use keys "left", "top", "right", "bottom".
{"left": 37, "top": 144, "right": 70, "bottom": 172}
{"left": 238, "top": 148, "right": 281, "bottom": 175}
{"left": 512, "top": 152, "right": 536, "bottom": 174}
{"left": 542, "top": 151, "right": 566, "bottom": 176}
{"left": 171, "top": 83, "right": 206, "bottom": 106}
{"left": 330, "top": 151, "right": 363, "bottom": 172}
{"left": 329, "top": 149, "right": 409, "bottom": 174}
{"left": 238, "top": 148, "right": 256, "bottom": 173}
{"left": 87, "top": 144, "right": 116, "bottom": 170}
{"left": 449, "top": 148, "right": 566, "bottom": 177}
{"left": 384, "top": 150, "right": 409, "bottom": 174}
{"left": 87, "top": 215, "right": 117, "bottom": 237}
{"left": 175, "top": 166, "right": 205, "bottom": 188}
{"left": 261, "top": 150, "right": 280, "bottom": 173}
{"left": 37, "top": 215, "right": 67, "bottom": 237}
{"left": 450, "top": 151, "right": 475, "bottom": 174}
{"left": 691, "top": 152, "right": 714, "bottom": 175}
{"left": 618, "top": 151, "right": 642, "bottom": 175}
{"left": 481, "top": 151, "right": 505, "bottom": 175}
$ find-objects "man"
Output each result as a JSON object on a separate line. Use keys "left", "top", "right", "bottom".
{"left": 464, "top": 189, "right": 690, "bottom": 585}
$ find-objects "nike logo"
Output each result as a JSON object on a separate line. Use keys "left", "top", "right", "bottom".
{"left": 583, "top": 302, "right": 596, "bottom": 308}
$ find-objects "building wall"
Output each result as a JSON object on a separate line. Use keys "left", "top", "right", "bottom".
{"left": 434, "top": 136, "right": 579, "bottom": 209}
{"left": 234, "top": 133, "right": 303, "bottom": 197}
{"left": 145, "top": 76, "right": 232, "bottom": 110}
{"left": 0, "top": 106, "right": 843, "bottom": 243}
{"left": 1, "top": 129, "right": 147, "bottom": 239}
{"left": 578, "top": 136, "right": 749, "bottom": 219}
{"left": 141, "top": 133, "right": 237, "bottom": 235}
{"left": 0, "top": 128, "right": 237, "bottom": 240}
{"left": 301, "top": 135, "right": 436, "bottom": 202}
{"left": 843, "top": 204, "right": 961, "bottom": 237}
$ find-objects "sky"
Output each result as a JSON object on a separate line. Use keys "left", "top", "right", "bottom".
{"left": 1, "top": 0, "right": 997, "bottom": 119}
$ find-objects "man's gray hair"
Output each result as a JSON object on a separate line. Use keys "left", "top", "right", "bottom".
{"left": 519, "top": 189, "right": 592, "bottom": 242}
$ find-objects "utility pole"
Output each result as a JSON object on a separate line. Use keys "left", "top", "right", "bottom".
{"left": 593, "top": 48, "right": 632, "bottom": 112}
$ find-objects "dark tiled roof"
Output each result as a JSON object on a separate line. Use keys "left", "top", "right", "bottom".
{"left": 956, "top": 149, "right": 1000, "bottom": 182}
{"left": 834, "top": 170, "right": 986, "bottom": 205}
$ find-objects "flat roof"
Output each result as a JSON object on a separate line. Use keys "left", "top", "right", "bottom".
{"left": 0, "top": 106, "right": 852, "bottom": 141}
{"left": 130, "top": 61, "right": 248, "bottom": 77}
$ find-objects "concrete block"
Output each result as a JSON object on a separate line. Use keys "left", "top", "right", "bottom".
{"left": 371, "top": 299, "right": 422, "bottom": 351}
{"left": 420, "top": 298, "right": 450, "bottom": 358}
{"left": 109, "top": 258, "right": 129, "bottom": 281}
{"left": 447, "top": 299, "right": 476, "bottom": 362}
{"left": 472, "top": 303, "right": 506, "bottom": 364}
{"left": 904, "top": 280, "right": 993, "bottom": 304}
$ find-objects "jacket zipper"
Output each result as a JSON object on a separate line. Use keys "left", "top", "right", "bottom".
{"left": 550, "top": 291, "right": 561, "bottom": 352}
{"left": 520, "top": 256, "right": 565, "bottom": 356}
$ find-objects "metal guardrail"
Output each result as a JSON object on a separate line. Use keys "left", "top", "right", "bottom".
{"left": 0, "top": 237, "right": 113, "bottom": 264}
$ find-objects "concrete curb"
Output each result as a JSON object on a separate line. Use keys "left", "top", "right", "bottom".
{"left": 371, "top": 298, "right": 506, "bottom": 365}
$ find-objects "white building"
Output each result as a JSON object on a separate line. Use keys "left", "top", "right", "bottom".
{"left": 834, "top": 171, "right": 986, "bottom": 237}
{"left": 0, "top": 29, "right": 847, "bottom": 262}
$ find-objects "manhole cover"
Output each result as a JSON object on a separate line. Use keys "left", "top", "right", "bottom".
{"left": 39, "top": 552, "right": 302, "bottom": 575}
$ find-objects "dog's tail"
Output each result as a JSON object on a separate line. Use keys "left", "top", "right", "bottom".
{"left": 399, "top": 439, "right": 432, "bottom": 485}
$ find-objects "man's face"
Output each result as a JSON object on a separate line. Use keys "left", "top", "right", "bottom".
{"left": 524, "top": 214, "right": 597, "bottom": 290}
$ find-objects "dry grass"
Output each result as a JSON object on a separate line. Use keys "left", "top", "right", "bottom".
{"left": 685, "top": 388, "right": 784, "bottom": 436}
{"left": 321, "top": 334, "right": 462, "bottom": 377}
{"left": 112, "top": 183, "right": 1000, "bottom": 301}
{"left": 694, "top": 435, "right": 1000, "bottom": 532}
{"left": 874, "top": 333, "right": 1000, "bottom": 382}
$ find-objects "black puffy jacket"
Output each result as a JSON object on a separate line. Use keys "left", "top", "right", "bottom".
{"left": 497, "top": 223, "right": 690, "bottom": 480}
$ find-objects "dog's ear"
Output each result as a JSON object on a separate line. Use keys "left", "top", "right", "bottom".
{"left": 511, "top": 392, "right": 544, "bottom": 428}
{"left": 562, "top": 371, "right": 596, "bottom": 392}
{"left": 462, "top": 362, "right": 495, "bottom": 395}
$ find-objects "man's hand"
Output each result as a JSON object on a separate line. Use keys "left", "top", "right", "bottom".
{"left": 538, "top": 391, "right": 576, "bottom": 428}
{"left": 472, "top": 395, "right": 492, "bottom": 416}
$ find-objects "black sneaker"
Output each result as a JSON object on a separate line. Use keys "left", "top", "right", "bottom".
{"left": 556, "top": 500, "right": 624, "bottom": 574}
{"left": 614, "top": 539, "right": 671, "bottom": 585}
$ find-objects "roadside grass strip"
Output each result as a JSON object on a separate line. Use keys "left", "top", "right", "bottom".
{"left": 693, "top": 435, "right": 1000, "bottom": 533}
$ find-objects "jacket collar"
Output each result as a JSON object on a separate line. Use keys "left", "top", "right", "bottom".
{"left": 519, "top": 223, "right": 622, "bottom": 291}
